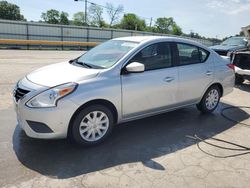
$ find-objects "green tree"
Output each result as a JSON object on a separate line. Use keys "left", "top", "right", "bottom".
{"left": 41, "top": 10, "right": 69, "bottom": 25}
{"left": 155, "top": 17, "right": 174, "bottom": 34}
{"left": 88, "top": 4, "right": 104, "bottom": 27}
{"left": 145, "top": 26, "right": 153, "bottom": 32}
{"left": 120, "top": 13, "right": 146, "bottom": 31}
{"left": 0, "top": 1, "right": 26, "bottom": 21}
{"left": 41, "top": 9, "right": 60, "bottom": 24}
{"left": 189, "top": 32, "right": 203, "bottom": 39}
{"left": 154, "top": 17, "right": 183, "bottom": 35}
{"left": 172, "top": 24, "right": 182, "bottom": 36}
{"left": 239, "top": 31, "right": 244, "bottom": 36}
{"left": 106, "top": 3, "right": 124, "bottom": 27}
{"left": 60, "top": 11, "right": 69, "bottom": 25}
{"left": 189, "top": 31, "right": 195, "bottom": 38}
{"left": 73, "top": 12, "right": 86, "bottom": 26}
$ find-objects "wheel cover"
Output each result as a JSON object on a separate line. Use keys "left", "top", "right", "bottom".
{"left": 79, "top": 111, "right": 109, "bottom": 142}
{"left": 205, "top": 89, "right": 219, "bottom": 110}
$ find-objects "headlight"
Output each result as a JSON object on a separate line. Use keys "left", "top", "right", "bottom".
{"left": 26, "top": 82, "right": 77, "bottom": 108}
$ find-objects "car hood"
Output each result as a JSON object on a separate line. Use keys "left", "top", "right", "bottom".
{"left": 210, "top": 45, "right": 244, "bottom": 51}
{"left": 26, "top": 62, "right": 100, "bottom": 87}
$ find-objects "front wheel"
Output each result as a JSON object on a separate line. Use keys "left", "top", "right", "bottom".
{"left": 70, "top": 104, "right": 114, "bottom": 146}
{"left": 196, "top": 85, "right": 221, "bottom": 113}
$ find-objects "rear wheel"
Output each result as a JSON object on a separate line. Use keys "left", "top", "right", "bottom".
{"left": 235, "top": 74, "right": 244, "bottom": 85}
{"left": 70, "top": 104, "right": 114, "bottom": 146}
{"left": 196, "top": 85, "right": 221, "bottom": 113}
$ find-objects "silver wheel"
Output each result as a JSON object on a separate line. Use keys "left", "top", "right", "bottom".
{"left": 79, "top": 111, "right": 109, "bottom": 142}
{"left": 205, "top": 89, "right": 219, "bottom": 110}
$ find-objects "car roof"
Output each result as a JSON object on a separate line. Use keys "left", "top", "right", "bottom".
{"left": 113, "top": 36, "right": 166, "bottom": 43}
{"left": 113, "top": 35, "right": 207, "bottom": 49}
{"left": 230, "top": 36, "right": 245, "bottom": 38}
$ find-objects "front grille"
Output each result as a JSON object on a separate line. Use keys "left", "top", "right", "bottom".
{"left": 14, "top": 87, "right": 30, "bottom": 102}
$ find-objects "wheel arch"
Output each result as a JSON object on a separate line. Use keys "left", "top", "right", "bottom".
{"left": 67, "top": 99, "right": 118, "bottom": 138}
{"left": 198, "top": 82, "right": 224, "bottom": 103}
{"left": 210, "top": 82, "right": 223, "bottom": 96}
{"left": 199, "top": 82, "right": 224, "bottom": 103}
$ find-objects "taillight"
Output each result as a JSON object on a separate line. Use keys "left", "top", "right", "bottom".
{"left": 227, "top": 64, "right": 235, "bottom": 71}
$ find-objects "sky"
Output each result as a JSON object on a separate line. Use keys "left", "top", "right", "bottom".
{"left": 6, "top": 0, "right": 250, "bottom": 39}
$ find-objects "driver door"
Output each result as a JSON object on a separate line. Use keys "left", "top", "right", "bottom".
{"left": 121, "top": 42, "right": 179, "bottom": 119}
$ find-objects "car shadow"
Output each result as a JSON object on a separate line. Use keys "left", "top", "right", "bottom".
{"left": 13, "top": 102, "right": 249, "bottom": 179}
{"left": 235, "top": 81, "right": 250, "bottom": 92}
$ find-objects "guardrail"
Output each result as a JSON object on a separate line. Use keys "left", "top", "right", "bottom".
{"left": 0, "top": 19, "right": 215, "bottom": 50}
{"left": 0, "top": 39, "right": 99, "bottom": 47}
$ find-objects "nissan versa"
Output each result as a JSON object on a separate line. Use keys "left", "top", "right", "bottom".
{"left": 13, "top": 36, "right": 235, "bottom": 146}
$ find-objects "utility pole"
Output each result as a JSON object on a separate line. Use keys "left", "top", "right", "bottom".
{"left": 74, "top": 0, "right": 88, "bottom": 25}
{"left": 85, "top": 0, "right": 87, "bottom": 25}
{"left": 149, "top": 17, "right": 152, "bottom": 28}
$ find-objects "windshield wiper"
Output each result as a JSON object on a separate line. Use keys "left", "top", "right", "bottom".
{"left": 79, "top": 61, "right": 93, "bottom": 68}
{"left": 73, "top": 60, "right": 93, "bottom": 68}
{"left": 71, "top": 59, "right": 105, "bottom": 69}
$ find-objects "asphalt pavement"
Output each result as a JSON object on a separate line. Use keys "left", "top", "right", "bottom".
{"left": 0, "top": 50, "right": 250, "bottom": 188}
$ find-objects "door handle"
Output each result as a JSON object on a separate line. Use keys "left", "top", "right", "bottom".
{"left": 206, "top": 71, "right": 213, "bottom": 76}
{"left": 164, "top": 77, "right": 174, "bottom": 82}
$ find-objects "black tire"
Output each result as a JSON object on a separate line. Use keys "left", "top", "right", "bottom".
{"left": 235, "top": 74, "right": 244, "bottom": 85}
{"left": 70, "top": 104, "right": 115, "bottom": 146}
{"left": 196, "top": 85, "right": 221, "bottom": 113}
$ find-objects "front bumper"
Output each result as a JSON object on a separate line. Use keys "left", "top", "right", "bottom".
{"left": 235, "top": 66, "right": 250, "bottom": 76}
{"left": 14, "top": 78, "right": 79, "bottom": 139}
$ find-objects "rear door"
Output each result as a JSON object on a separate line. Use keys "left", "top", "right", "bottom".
{"left": 175, "top": 43, "right": 213, "bottom": 105}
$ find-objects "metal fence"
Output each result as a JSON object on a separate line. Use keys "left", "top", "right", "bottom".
{"left": 0, "top": 19, "right": 214, "bottom": 50}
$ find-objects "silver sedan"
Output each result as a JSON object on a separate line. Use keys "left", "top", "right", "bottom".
{"left": 13, "top": 36, "right": 235, "bottom": 146}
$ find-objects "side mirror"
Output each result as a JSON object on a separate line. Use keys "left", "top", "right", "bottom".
{"left": 125, "top": 62, "right": 145, "bottom": 73}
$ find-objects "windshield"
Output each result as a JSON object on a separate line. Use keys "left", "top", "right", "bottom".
{"left": 221, "top": 37, "right": 247, "bottom": 46}
{"left": 76, "top": 40, "right": 138, "bottom": 69}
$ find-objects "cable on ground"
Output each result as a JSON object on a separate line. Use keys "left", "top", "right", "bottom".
{"left": 186, "top": 134, "right": 250, "bottom": 158}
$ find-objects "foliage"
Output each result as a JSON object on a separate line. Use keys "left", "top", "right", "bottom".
{"left": 0, "top": 1, "right": 26, "bottom": 21}
{"left": 1, "top": 1, "right": 226, "bottom": 42}
{"left": 154, "top": 17, "right": 182, "bottom": 35}
{"left": 41, "top": 9, "right": 69, "bottom": 25}
{"left": 145, "top": 26, "right": 154, "bottom": 32}
{"left": 155, "top": 17, "right": 174, "bottom": 33}
{"left": 88, "top": 4, "right": 104, "bottom": 27}
{"left": 60, "top": 11, "right": 69, "bottom": 25}
{"left": 73, "top": 12, "right": 86, "bottom": 26}
{"left": 183, "top": 32, "right": 221, "bottom": 44}
{"left": 120, "top": 13, "right": 146, "bottom": 31}
{"left": 41, "top": 9, "right": 60, "bottom": 24}
{"left": 190, "top": 31, "right": 201, "bottom": 38}
{"left": 172, "top": 24, "right": 182, "bottom": 36}
{"left": 106, "top": 3, "right": 124, "bottom": 27}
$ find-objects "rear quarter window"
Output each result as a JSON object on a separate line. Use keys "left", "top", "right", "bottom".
{"left": 177, "top": 43, "right": 210, "bottom": 65}
{"left": 199, "top": 48, "right": 210, "bottom": 62}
